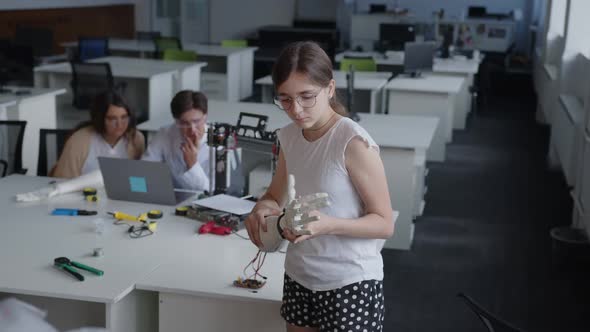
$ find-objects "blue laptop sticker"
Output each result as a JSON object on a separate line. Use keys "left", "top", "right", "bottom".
{"left": 129, "top": 176, "right": 148, "bottom": 193}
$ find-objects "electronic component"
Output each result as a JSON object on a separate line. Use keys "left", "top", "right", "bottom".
{"left": 234, "top": 277, "right": 265, "bottom": 289}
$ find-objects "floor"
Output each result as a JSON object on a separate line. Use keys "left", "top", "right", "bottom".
{"left": 381, "top": 91, "right": 590, "bottom": 331}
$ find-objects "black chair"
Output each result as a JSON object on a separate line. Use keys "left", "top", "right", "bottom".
{"left": 37, "top": 128, "right": 71, "bottom": 176}
{"left": 457, "top": 293, "right": 526, "bottom": 332}
{"left": 78, "top": 37, "right": 109, "bottom": 62}
{"left": 0, "top": 120, "right": 27, "bottom": 176}
{"left": 70, "top": 62, "right": 124, "bottom": 109}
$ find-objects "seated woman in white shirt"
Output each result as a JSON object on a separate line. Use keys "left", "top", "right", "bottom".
{"left": 142, "top": 90, "right": 210, "bottom": 191}
{"left": 51, "top": 91, "right": 145, "bottom": 178}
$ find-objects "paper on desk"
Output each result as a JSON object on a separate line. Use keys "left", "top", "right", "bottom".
{"left": 192, "top": 194, "right": 256, "bottom": 215}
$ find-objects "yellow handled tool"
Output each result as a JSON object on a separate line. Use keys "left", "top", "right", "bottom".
{"left": 108, "top": 211, "right": 139, "bottom": 222}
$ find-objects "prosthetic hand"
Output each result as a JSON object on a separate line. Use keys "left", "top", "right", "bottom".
{"left": 15, "top": 170, "right": 104, "bottom": 202}
{"left": 258, "top": 174, "right": 330, "bottom": 252}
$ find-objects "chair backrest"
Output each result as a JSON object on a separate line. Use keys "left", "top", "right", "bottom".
{"left": 340, "top": 57, "right": 377, "bottom": 72}
{"left": 70, "top": 62, "right": 114, "bottom": 109}
{"left": 0, "top": 120, "right": 27, "bottom": 176}
{"left": 162, "top": 49, "right": 197, "bottom": 62}
{"left": 154, "top": 37, "right": 182, "bottom": 58}
{"left": 457, "top": 293, "right": 525, "bottom": 332}
{"left": 37, "top": 128, "right": 71, "bottom": 177}
{"left": 136, "top": 31, "right": 161, "bottom": 41}
{"left": 78, "top": 37, "right": 109, "bottom": 62}
{"left": 221, "top": 39, "right": 247, "bottom": 48}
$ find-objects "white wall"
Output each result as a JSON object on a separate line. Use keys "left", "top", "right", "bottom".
{"left": 209, "top": 0, "right": 295, "bottom": 43}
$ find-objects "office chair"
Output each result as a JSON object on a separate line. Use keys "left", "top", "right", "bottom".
{"left": 340, "top": 57, "right": 377, "bottom": 72}
{"left": 221, "top": 39, "right": 248, "bottom": 48}
{"left": 0, "top": 120, "right": 27, "bottom": 176}
{"left": 162, "top": 49, "right": 197, "bottom": 62}
{"left": 136, "top": 31, "right": 161, "bottom": 41}
{"left": 154, "top": 37, "right": 182, "bottom": 59}
{"left": 457, "top": 293, "right": 526, "bottom": 332}
{"left": 0, "top": 160, "right": 7, "bottom": 177}
{"left": 77, "top": 37, "right": 109, "bottom": 62}
{"left": 70, "top": 62, "right": 124, "bottom": 110}
{"left": 37, "top": 128, "right": 71, "bottom": 177}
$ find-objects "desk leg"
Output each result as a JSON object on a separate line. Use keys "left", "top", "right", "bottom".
{"left": 179, "top": 67, "right": 202, "bottom": 92}
{"left": 148, "top": 74, "right": 174, "bottom": 123}
{"left": 381, "top": 148, "right": 417, "bottom": 250}
{"left": 159, "top": 292, "right": 284, "bottom": 332}
{"left": 106, "top": 290, "right": 157, "bottom": 332}
{"left": 227, "top": 54, "right": 241, "bottom": 102}
{"left": 387, "top": 90, "right": 450, "bottom": 162}
{"left": 240, "top": 51, "right": 255, "bottom": 100}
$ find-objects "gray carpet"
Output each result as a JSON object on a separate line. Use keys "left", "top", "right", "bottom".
{"left": 381, "top": 93, "right": 590, "bottom": 331}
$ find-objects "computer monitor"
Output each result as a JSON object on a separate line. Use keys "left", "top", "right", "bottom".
{"left": 379, "top": 23, "right": 415, "bottom": 51}
{"left": 403, "top": 41, "right": 436, "bottom": 77}
{"left": 369, "top": 4, "right": 387, "bottom": 13}
{"left": 98, "top": 157, "right": 196, "bottom": 205}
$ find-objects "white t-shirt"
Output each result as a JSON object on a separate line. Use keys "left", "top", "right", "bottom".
{"left": 142, "top": 124, "right": 210, "bottom": 191}
{"left": 278, "top": 117, "right": 386, "bottom": 291}
{"left": 81, "top": 133, "right": 129, "bottom": 175}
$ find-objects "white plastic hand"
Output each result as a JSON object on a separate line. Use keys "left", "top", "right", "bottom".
{"left": 15, "top": 185, "right": 58, "bottom": 202}
{"left": 280, "top": 175, "right": 330, "bottom": 235}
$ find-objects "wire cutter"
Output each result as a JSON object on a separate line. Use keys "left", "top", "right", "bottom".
{"left": 53, "top": 257, "right": 104, "bottom": 281}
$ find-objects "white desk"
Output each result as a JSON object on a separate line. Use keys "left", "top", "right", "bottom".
{"left": 139, "top": 101, "right": 439, "bottom": 250}
{"left": 0, "top": 87, "right": 67, "bottom": 175}
{"left": 62, "top": 39, "right": 258, "bottom": 102}
{"left": 183, "top": 43, "right": 258, "bottom": 102}
{"left": 256, "top": 71, "right": 392, "bottom": 115}
{"left": 385, "top": 74, "right": 465, "bottom": 162}
{"left": 91, "top": 56, "right": 206, "bottom": 93}
{"left": 136, "top": 235, "right": 285, "bottom": 332}
{"left": 0, "top": 174, "right": 287, "bottom": 331}
{"left": 34, "top": 57, "right": 177, "bottom": 126}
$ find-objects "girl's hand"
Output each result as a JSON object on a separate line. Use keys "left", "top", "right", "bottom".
{"left": 286, "top": 211, "right": 335, "bottom": 244}
{"left": 244, "top": 206, "right": 282, "bottom": 248}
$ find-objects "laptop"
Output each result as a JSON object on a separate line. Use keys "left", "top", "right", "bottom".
{"left": 98, "top": 157, "right": 197, "bottom": 206}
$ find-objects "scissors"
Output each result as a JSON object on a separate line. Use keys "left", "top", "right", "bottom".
{"left": 53, "top": 257, "right": 104, "bottom": 281}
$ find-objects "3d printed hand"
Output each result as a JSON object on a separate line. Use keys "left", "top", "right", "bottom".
{"left": 15, "top": 170, "right": 103, "bottom": 202}
{"left": 258, "top": 174, "right": 330, "bottom": 252}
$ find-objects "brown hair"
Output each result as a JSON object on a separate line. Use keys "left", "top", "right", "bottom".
{"left": 271, "top": 41, "right": 347, "bottom": 116}
{"left": 88, "top": 90, "right": 136, "bottom": 135}
{"left": 170, "top": 90, "right": 208, "bottom": 119}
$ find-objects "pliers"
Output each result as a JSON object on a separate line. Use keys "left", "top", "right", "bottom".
{"left": 53, "top": 257, "right": 104, "bottom": 281}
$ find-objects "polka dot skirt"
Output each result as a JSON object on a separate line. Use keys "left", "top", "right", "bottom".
{"left": 280, "top": 274, "right": 385, "bottom": 331}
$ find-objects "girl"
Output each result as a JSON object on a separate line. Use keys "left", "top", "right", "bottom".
{"left": 245, "top": 41, "right": 394, "bottom": 332}
{"left": 52, "top": 90, "right": 144, "bottom": 178}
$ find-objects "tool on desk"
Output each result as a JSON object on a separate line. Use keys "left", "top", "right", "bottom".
{"left": 53, "top": 257, "right": 104, "bottom": 281}
{"left": 175, "top": 206, "right": 189, "bottom": 216}
{"left": 51, "top": 208, "right": 97, "bottom": 216}
{"left": 109, "top": 210, "right": 163, "bottom": 223}
{"left": 198, "top": 221, "right": 232, "bottom": 236}
{"left": 83, "top": 187, "right": 99, "bottom": 202}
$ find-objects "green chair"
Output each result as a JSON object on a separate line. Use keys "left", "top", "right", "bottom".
{"left": 154, "top": 37, "right": 181, "bottom": 58}
{"left": 221, "top": 39, "right": 247, "bottom": 48}
{"left": 339, "top": 57, "right": 377, "bottom": 72}
{"left": 162, "top": 49, "right": 197, "bottom": 62}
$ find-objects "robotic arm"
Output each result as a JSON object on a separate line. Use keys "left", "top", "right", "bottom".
{"left": 258, "top": 175, "right": 330, "bottom": 252}
{"left": 15, "top": 170, "right": 104, "bottom": 202}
